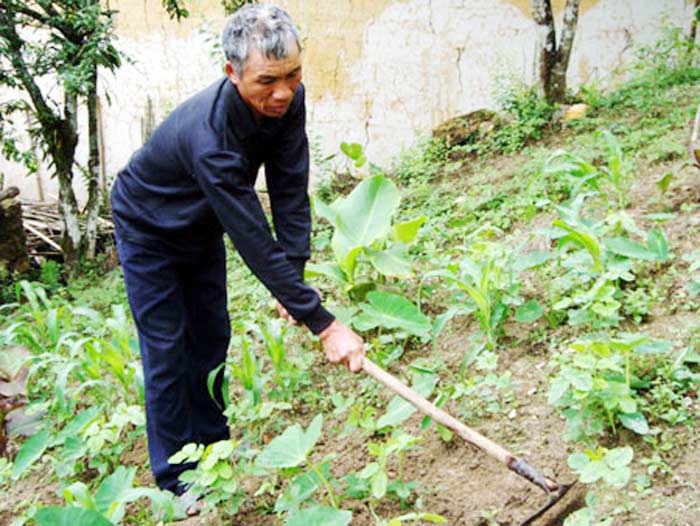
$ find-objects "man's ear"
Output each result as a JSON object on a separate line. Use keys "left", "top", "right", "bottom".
{"left": 225, "top": 62, "right": 240, "bottom": 86}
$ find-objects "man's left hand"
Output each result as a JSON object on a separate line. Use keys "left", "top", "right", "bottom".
{"left": 275, "top": 286, "right": 322, "bottom": 326}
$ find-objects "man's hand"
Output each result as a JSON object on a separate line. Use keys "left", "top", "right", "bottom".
{"left": 276, "top": 287, "right": 323, "bottom": 326}
{"left": 318, "top": 320, "right": 365, "bottom": 373}
{"left": 275, "top": 301, "right": 299, "bottom": 325}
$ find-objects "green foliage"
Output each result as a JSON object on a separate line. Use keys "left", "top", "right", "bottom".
{"left": 456, "top": 81, "right": 556, "bottom": 155}
{"left": 567, "top": 446, "right": 634, "bottom": 488}
{"left": 309, "top": 171, "right": 425, "bottom": 300}
{"left": 354, "top": 291, "right": 431, "bottom": 338}
{"left": 169, "top": 440, "right": 250, "bottom": 514}
{"left": 546, "top": 196, "right": 671, "bottom": 328}
{"left": 427, "top": 232, "right": 549, "bottom": 350}
{"left": 543, "top": 130, "right": 633, "bottom": 209}
{"left": 548, "top": 334, "right": 652, "bottom": 441}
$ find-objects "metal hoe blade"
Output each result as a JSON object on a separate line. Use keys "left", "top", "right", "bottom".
{"left": 519, "top": 482, "right": 575, "bottom": 526}
{"left": 508, "top": 457, "right": 576, "bottom": 526}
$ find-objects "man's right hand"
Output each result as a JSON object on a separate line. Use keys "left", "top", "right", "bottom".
{"left": 318, "top": 320, "right": 365, "bottom": 373}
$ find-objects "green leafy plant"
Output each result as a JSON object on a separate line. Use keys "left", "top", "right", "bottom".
{"left": 427, "top": 233, "right": 550, "bottom": 350}
{"left": 34, "top": 466, "right": 177, "bottom": 525}
{"left": 169, "top": 439, "right": 252, "bottom": 515}
{"left": 309, "top": 174, "right": 425, "bottom": 301}
{"left": 546, "top": 196, "right": 671, "bottom": 328}
{"left": 542, "top": 130, "right": 633, "bottom": 208}
{"left": 548, "top": 334, "right": 652, "bottom": 441}
{"left": 354, "top": 429, "right": 422, "bottom": 512}
{"left": 256, "top": 414, "right": 351, "bottom": 526}
{"left": 567, "top": 446, "right": 634, "bottom": 488}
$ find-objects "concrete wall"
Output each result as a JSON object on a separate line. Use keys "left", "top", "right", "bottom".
{"left": 0, "top": 0, "right": 692, "bottom": 202}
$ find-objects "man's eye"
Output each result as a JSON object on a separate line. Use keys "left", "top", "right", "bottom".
{"left": 259, "top": 79, "right": 275, "bottom": 85}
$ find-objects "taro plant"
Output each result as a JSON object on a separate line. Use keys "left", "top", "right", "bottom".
{"left": 256, "top": 414, "right": 352, "bottom": 526}
{"left": 33, "top": 466, "right": 178, "bottom": 525}
{"left": 547, "top": 333, "right": 652, "bottom": 441}
{"left": 309, "top": 174, "right": 426, "bottom": 301}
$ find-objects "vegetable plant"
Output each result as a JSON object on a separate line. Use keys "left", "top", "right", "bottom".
{"left": 548, "top": 333, "right": 651, "bottom": 441}
{"left": 309, "top": 174, "right": 425, "bottom": 301}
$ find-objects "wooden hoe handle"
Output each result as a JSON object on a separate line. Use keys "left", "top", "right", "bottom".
{"left": 361, "top": 357, "right": 561, "bottom": 495}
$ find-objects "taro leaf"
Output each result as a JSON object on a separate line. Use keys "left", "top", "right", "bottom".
{"left": 275, "top": 470, "right": 322, "bottom": 514}
{"left": 0, "top": 345, "right": 29, "bottom": 380}
{"left": 285, "top": 505, "right": 352, "bottom": 526}
{"left": 515, "top": 300, "right": 543, "bottom": 323}
{"left": 376, "top": 373, "right": 437, "bottom": 429}
{"left": 618, "top": 412, "right": 649, "bottom": 435}
{"left": 95, "top": 466, "right": 137, "bottom": 521}
{"left": 6, "top": 406, "right": 46, "bottom": 438}
{"left": 355, "top": 291, "right": 430, "bottom": 337}
{"left": 512, "top": 251, "right": 554, "bottom": 273}
{"left": 330, "top": 176, "right": 399, "bottom": 261}
{"left": 392, "top": 216, "right": 426, "bottom": 243}
{"left": 365, "top": 244, "right": 412, "bottom": 278}
{"left": 11, "top": 429, "right": 49, "bottom": 479}
{"left": 605, "top": 237, "right": 657, "bottom": 260}
{"left": 256, "top": 414, "right": 323, "bottom": 468}
{"left": 305, "top": 262, "right": 348, "bottom": 285}
{"left": 34, "top": 507, "right": 112, "bottom": 526}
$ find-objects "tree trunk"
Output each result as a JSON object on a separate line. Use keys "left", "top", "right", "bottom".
{"left": 531, "top": 0, "right": 556, "bottom": 99}
{"left": 0, "top": 187, "right": 31, "bottom": 277}
{"left": 549, "top": 0, "right": 580, "bottom": 103}
{"left": 56, "top": 93, "right": 82, "bottom": 269}
{"left": 531, "top": 0, "right": 580, "bottom": 103}
{"left": 688, "top": 0, "right": 700, "bottom": 59}
{"left": 84, "top": 67, "right": 100, "bottom": 260}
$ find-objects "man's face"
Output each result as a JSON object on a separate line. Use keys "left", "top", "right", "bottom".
{"left": 226, "top": 41, "right": 302, "bottom": 121}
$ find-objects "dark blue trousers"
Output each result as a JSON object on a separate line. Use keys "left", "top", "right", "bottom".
{"left": 116, "top": 231, "right": 231, "bottom": 494}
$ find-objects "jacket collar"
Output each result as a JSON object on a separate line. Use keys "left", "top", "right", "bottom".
{"left": 224, "top": 79, "right": 259, "bottom": 140}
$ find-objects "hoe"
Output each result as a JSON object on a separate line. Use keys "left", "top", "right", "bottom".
{"left": 362, "top": 357, "right": 576, "bottom": 526}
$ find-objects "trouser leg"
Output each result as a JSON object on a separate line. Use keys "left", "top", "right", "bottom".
{"left": 181, "top": 238, "right": 230, "bottom": 445}
{"left": 117, "top": 235, "right": 196, "bottom": 494}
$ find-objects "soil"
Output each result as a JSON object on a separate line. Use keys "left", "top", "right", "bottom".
{"left": 2, "top": 106, "right": 700, "bottom": 526}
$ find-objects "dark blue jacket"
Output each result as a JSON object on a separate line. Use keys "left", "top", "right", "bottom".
{"left": 111, "top": 78, "right": 334, "bottom": 334}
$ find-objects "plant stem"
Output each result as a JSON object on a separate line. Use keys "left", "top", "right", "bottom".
{"left": 308, "top": 460, "right": 338, "bottom": 508}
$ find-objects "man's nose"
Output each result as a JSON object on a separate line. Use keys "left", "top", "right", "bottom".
{"left": 272, "top": 83, "right": 294, "bottom": 102}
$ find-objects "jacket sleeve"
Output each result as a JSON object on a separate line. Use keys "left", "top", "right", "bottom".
{"left": 194, "top": 149, "right": 334, "bottom": 334}
{"left": 265, "top": 86, "right": 311, "bottom": 279}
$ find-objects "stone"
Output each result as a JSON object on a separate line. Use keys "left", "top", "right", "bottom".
{"left": 432, "top": 109, "right": 503, "bottom": 149}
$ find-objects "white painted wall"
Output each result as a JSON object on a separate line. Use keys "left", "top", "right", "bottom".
{"left": 0, "top": 0, "right": 692, "bottom": 203}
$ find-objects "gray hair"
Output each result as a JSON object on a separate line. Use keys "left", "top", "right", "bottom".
{"left": 222, "top": 4, "right": 301, "bottom": 77}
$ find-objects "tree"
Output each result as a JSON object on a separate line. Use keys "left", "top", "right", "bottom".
{"left": 688, "top": 0, "right": 700, "bottom": 59}
{"left": 0, "top": 0, "right": 121, "bottom": 268}
{"left": 530, "top": 0, "right": 580, "bottom": 104}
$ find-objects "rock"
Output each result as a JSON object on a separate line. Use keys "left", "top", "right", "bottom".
{"left": 432, "top": 109, "right": 503, "bottom": 148}
{"left": 561, "top": 103, "right": 589, "bottom": 123}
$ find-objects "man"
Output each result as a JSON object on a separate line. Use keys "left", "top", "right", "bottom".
{"left": 110, "top": 4, "right": 365, "bottom": 503}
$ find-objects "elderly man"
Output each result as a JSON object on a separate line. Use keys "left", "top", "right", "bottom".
{"left": 110, "top": 4, "right": 364, "bottom": 501}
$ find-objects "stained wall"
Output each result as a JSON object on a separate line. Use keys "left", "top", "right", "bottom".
{"left": 0, "top": 0, "right": 691, "bottom": 201}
